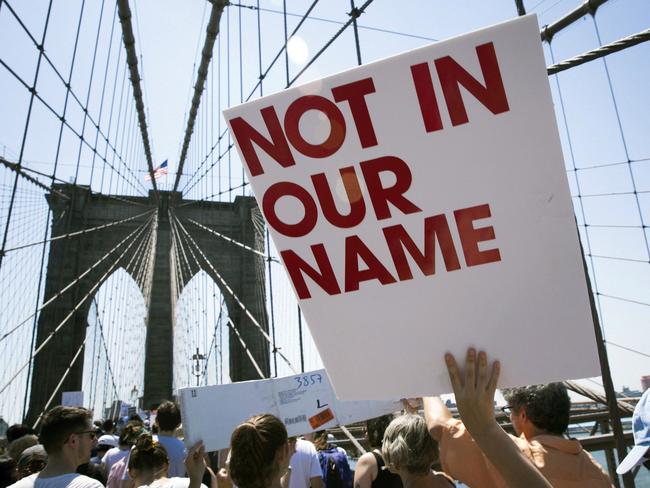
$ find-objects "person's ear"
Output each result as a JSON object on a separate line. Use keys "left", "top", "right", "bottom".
{"left": 519, "top": 406, "right": 528, "bottom": 422}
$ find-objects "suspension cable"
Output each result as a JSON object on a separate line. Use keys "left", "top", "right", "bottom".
{"left": 3, "top": 209, "right": 154, "bottom": 254}
{"left": 173, "top": 0, "right": 228, "bottom": 193}
{"left": 116, "top": 0, "right": 159, "bottom": 200}
{"left": 184, "top": 217, "right": 277, "bottom": 261}
{"left": 171, "top": 211, "right": 298, "bottom": 374}
{"left": 32, "top": 335, "right": 88, "bottom": 428}
{"left": 547, "top": 28, "right": 650, "bottom": 75}
{"left": 0, "top": 216, "right": 152, "bottom": 395}
{"left": 0, "top": 215, "right": 153, "bottom": 343}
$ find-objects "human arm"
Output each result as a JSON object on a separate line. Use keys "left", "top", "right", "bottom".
{"left": 185, "top": 441, "right": 207, "bottom": 488}
{"left": 309, "top": 476, "right": 324, "bottom": 488}
{"left": 445, "top": 348, "right": 552, "bottom": 488}
{"left": 422, "top": 396, "right": 453, "bottom": 441}
{"left": 352, "top": 452, "right": 377, "bottom": 488}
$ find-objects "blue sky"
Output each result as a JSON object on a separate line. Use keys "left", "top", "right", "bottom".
{"left": 0, "top": 0, "right": 648, "bottom": 423}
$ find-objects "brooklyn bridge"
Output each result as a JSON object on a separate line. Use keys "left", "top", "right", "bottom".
{"left": 0, "top": 0, "right": 648, "bottom": 486}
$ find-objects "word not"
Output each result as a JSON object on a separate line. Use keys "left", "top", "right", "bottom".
{"left": 229, "top": 42, "right": 509, "bottom": 178}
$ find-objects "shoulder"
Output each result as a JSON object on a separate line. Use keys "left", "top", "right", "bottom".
{"left": 297, "top": 439, "right": 317, "bottom": 454}
{"left": 356, "top": 452, "right": 377, "bottom": 468}
{"left": 8, "top": 473, "right": 38, "bottom": 488}
{"left": 69, "top": 474, "right": 105, "bottom": 488}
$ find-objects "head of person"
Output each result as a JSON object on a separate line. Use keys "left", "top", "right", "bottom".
{"left": 503, "top": 383, "right": 570, "bottom": 437}
{"left": 7, "top": 435, "right": 38, "bottom": 461}
{"left": 95, "top": 435, "right": 117, "bottom": 459}
{"left": 39, "top": 406, "right": 96, "bottom": 466}
{"left": 366, "top": 414, "right": 394, "bottom": 449}
{"left": 229, "top": 414, "right": 289, "bottom": 488}
{"left": 0, "top": 455, "right": 17, "bottom": 487}
{"left": 101, "top": 419, "right": 115, "bottom": 434}
{"left": 312, "top": 430, "right": 328, "bottom": 451}
{"left": 17, "top": 445, "right": 47, "bottom": 479}
{"left": 118, "top": 421, "right": 146, "bottom": 448}
{"left": 6, "top": 425, "right": 35, "bottom": 444}
{"left": 128, "top": 434, "right": 169, "bottom": 484}
{"left": 381, "top": 414, "right": 439, "bottom": 477}
{"left": 616, "top": 388, "right": 650, "bottom": 475}
{"left": 156, "top": 401, "right": 181, "bottom": 433}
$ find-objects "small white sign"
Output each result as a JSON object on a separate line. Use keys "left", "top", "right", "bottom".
{"left": 224, "top": 14, "right": 599, "bottom": 400}
{"left": 179, "top": 370, "right": 401, "bottom": 452}
{"left": 61, "top": 391, "right": 84, "bottom": 407}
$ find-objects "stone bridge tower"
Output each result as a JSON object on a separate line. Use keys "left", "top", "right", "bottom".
{"left": 26, "top": 184, "right": 269, "bottom": 424}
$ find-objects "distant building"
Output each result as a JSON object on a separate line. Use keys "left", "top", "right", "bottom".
{"left": 641, "top": 375, "right": 650, "bottom": 392}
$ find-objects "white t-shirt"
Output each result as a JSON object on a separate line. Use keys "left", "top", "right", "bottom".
{"left": 9, "top": 473, "right": 104, "bottom": 488}
{"left": 288, "top": 440, "right": 322, "bottom": 488}
{"left": 136, "top": 477, "right": 207, "bottom": 488}
{"left": 154, "top": 435, "right": 187, "bottom": 477}
{"left": 102, "top": 446, "right": 130, "bottom": 474}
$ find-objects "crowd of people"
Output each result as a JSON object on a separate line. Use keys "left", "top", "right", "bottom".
{"left": 1, "top": 349, "right": 648, "bottom": 488}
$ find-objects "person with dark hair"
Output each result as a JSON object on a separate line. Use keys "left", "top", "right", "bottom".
{"left": 311, "top": 431, "right": 351, "bottom": 488}
{"left": 102, "top": 421, "right": 144, "bottom": 478}
{"left": 101, "top": 421, "right": 118, "bottom": 445}
{"left": 8, "top": 406, "right": 103, "bottom": 488}
{"left": 424, "top": 357, "right": 613, "bottom": 487}
{"left": 503, "top": 383, "right": 571, "bottom": 436}
{"left": 16, "top": 446, "right": 47, "bottom": 480}
{"left": 381, "top": 415, "right": 454, "bottom": 487}
{"left": 6, "top": 427, "right": 35, "bottom": 445}
{"left": 353, "top": 415, "right": 402, "bottom": 488}
{"left": 127, "top": 433, "right": 206, "bottom": 488}
{"left": 229, "top": 414, "right": 292, "bottom": 488}
{"left": 287, "top": 436, "right": 322, "bottom": 488}
{"left": 0, "top": 456, "right": 17, "bottom": 488}
{"left": 154, "top": 402, "right": 186, "bottom": 478}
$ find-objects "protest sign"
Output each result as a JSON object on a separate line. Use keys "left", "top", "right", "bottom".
{"left": 224, "top": 14, "right": 599, "bottom": 400}
{"left": 61, "top": 391, "right": 84, "bottom": 407}
{"left": 179, "top": 369, "right": 401, "bottom": 451}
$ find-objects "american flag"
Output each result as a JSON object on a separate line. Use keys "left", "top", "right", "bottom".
{"left": 145, "top": 160, "right": 168, "bottom": 181}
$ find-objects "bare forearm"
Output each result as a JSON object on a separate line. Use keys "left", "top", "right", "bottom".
{"left": 472, "top": 423, "right": 552, "bottom": 488}
{"left": 422, "top": 396, "right": 453, "bottom": 440}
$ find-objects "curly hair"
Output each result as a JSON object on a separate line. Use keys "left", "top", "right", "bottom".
{"left": 381, "top": 414, "right": 438, "bottom": 475}
{"left": 229, "top": 414, "right": 288, "bottom": 488}
{"left": 503, "top": 383, "right": 570, "bottom": 435}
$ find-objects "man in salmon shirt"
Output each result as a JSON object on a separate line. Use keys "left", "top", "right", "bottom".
{"left": 423, "top": 383, "right": 614, "bottom": 487}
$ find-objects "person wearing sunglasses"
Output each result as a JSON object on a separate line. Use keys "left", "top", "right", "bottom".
{"left": 8, "top": 406, "right": 103, "bottom": 488}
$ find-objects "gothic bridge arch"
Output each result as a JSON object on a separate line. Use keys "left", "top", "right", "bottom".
{"left": 27, "top": 184, "right": 269, "bottom": 423}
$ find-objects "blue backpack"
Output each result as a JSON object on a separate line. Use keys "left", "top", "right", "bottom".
{"left": 318, "top": 447, "right": 352, "bottom": 488}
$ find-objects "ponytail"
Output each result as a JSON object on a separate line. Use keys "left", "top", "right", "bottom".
{"left": 229, "top": 414, "right": 288, "bottom": 488}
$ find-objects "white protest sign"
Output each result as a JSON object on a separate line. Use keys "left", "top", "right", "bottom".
{"left": 61, "top": 391, "right": 84, "bottom": 407}
{"left": 224, "top": 15, "right": 599, "bottom": 400}
{"left": 178, "top": 369, "right": 401, "bottom": 451}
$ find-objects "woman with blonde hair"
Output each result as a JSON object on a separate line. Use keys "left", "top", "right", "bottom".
{"left": 228, "top": 414, "right": 291, "bottom": 488}
{"left": 381, "top": 415, "right": 453, "bottom": 488}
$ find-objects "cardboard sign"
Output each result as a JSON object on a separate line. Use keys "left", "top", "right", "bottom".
{"left": 61, "top": 391, "right": 84, "bottom": 407}
{"left": 224, "top": 15, "right": 598, "bottom": 400}
{"left": 178, "top": 370, "right": 401, "bottom": 451}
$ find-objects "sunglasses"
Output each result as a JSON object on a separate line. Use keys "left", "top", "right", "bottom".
{"left": 74, "top": 430, "right": 97, "bottom": 440}
{"left": 500, "top": 405, "right": 514, "bottom": 415}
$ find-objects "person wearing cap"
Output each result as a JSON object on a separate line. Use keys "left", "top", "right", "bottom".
{"left": 90, "top": 435, "right": 117, "bottom": 465}
{"left": 617, "top": 388, "right": 650, "bottom": 476}
{"left": 424, "top": 382, "right": 614, "bottom": 487}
